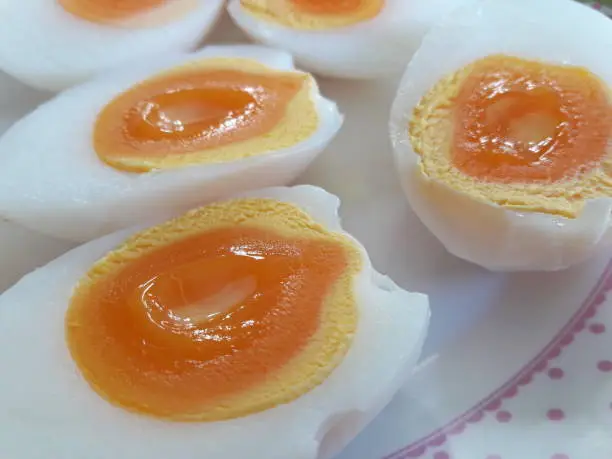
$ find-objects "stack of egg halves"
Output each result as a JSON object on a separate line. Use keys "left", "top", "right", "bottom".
{"left": 0, "top": 2, "right": 449, "bottom": 459}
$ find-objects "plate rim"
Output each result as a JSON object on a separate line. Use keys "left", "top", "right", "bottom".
{"left": 382, "top": 259, "right": 612, "bottom": 459}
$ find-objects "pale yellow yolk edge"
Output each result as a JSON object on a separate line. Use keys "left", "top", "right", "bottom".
{"left": 408, "top": 56, "right": 612, "bottom": 218}
{"left": 95, "top": 58, "right": 320, "bottom": 172}
{"left": 240, "top": 0, "right": 384, "bottom": 30}
{"left": 66, "top": 198, "right": 361, "bottom": 422}
{"left": 59, "top": 0, "right": 198, "bottom": 28}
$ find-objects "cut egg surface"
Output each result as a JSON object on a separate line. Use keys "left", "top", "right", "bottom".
{"left": 0, "top": 45, "right": 342, "bottom": 243}
{"left": 0, "top": 185, "right": 430, "bottom": 459}
{"left": 390, "top": 0, "right": 612, "bottom": 272}
{"left": 59, "top": 0, "right": 172, "bottom": 23}
{"left": 0, "top": 0, "right": 225, "bottom": 91}
{"left": 227, "top": 0, "right": 471, "bottom": 79}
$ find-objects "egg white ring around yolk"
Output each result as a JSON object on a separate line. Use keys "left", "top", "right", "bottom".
{"left": 0, "top": 0, "right": 225, "bottom": 92}
{"left": 389, "top": 0, "right": 612, "bottom": 272}
{"left": 0, "top": 184, "right": 430, "bottom": 459}
{"left": 227, "top": 0, "right": 471, "bottom": 79}
{"left": 0, "top": 45, "right": 344, "bottom": 243}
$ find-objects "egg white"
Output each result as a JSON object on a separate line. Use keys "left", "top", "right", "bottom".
{"left": 0, "top": 45, "right": 343, "bottom": 243}
{"left": 0, "top": 219, "right": 75, "bottom": 293}
{"left": 0, "top": 0, "right": 225, "bottom": 92}
{"left": 0, "top": 72, "right": 49, "bottom": 132}
{"left": 0, "top": 72, "right": 76, "bottom": 292}
{"left": 390, "top": 0, "right": 612, "bottom": 271}
{"left": 227, "top": 0, "right": 470, "bottom": 79}
{"left": 0, "top": 185, "right": 430, "bottom": 459}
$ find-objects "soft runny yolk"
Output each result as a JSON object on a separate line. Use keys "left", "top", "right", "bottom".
{"left": 58, "top": 0, "right": 167, "bottom": 22}
{"left": 452, "top": 55, "right": 612, "bottom": 183}
{"left": 94, "top": 68, "right": 307, "bottom": 172}
{"left": 66, "top": 225, "right": 350, "bottom": 421}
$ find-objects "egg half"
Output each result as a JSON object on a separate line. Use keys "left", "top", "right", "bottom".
{"left": 0, "top": 45, "right": 342, "bottom": 243}
{"left": 0, "top": 0, "right": 227, "bottom": 92}
{"left": 390, "top": 0, "right": 612, "bottom": 272}
{"left": 227, "top": 0, "right": 470, "bottom": 79}
{"left": 0, "top": 185, "right": 430, "bottom": 459}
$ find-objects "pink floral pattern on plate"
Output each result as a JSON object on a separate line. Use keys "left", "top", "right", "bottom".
{"left": 383, "top": 260, "right": 612, "bottom": 459}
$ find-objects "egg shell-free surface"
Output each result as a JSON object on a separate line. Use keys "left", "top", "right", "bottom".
{"left": 227, "top": 0, "right": 470, "bottom": 79}
{"left": 390, "top": 0, "right": 612, "bottom": 271}
{"left": 0, "top": 0, "right": 225, "bottom": 92}
{"left": 0, "top": 72, "right": 78, "bottom": 292}
{"left": 0, "top": 219, "right": 75, "bottom": 292}
{"left": 0, "top": 185, "right": 429, "bottom": 459}
{"left": 0, "top": 45, "right": 343, "bottom": 243}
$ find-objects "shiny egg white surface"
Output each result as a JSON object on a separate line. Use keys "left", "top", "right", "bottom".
{"left": 0, "top": 0, "right": 226, "bottom": 91}
{"left": 227, "top": 0, "right": 470, "bottom": 79}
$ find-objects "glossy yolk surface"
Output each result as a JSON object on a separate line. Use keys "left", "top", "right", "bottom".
{"left": 240, "top": 0, "right": 384, "bottom": 29}
{"left": 66, "top": 199, "right": 360, "bottom": 421}
{"left": 58, "top": 0, "right": 167, "bottom": 22}
{"left": 452, "top": 55, "right": 612, "bottom": 183}
{"left": 94, "top": 61, "right": 313, "bottom": 172}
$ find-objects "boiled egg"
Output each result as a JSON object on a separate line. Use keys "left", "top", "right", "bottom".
{"left": 227, "top": 0, "right": 470, "bottom": 79}
{"left": 0, "top": 0, "right": 226, "bottom": 91}
{"left": 0, "top": 185, "right": 430, "bottom": 459}
{"left": 0, "top": 45, "right": 342, "bottom": 243}
{"left": 390, "top": 0, "right": 612, "bottom": 271}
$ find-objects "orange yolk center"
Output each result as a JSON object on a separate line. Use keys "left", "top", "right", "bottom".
{"left": 59, "top": 0, "right": 167, "bottom": 22}
{"left": 94, "top": 67, "right": 307, "bottom": 172}
{"left": 240, "top": 0, "right": 384, "bottom": 29}
{"left": 289, "top": 0, "right": 375, "bottom": 15}
{"left": 66, "top": 225, "right": 351, "bottom": 420}
{"left": 452, "top": 56, "right": 612, "bottom": 183}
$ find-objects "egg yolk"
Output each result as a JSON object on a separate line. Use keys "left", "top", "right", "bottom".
{"left": 66, "top": 199, "right": 360, "bottom": 421}
{"left": 58, "top": 0, "right": 168, "bottom": 23}
{"left": 290, "top": 0, "right": 375, "bottom": 15}
{"left": 240, "top": 0, "right": 384, "bottom": 29}
{"left": 452, "top": 55, "right": 612, "bottom": 184}
{"left": 94, "top": 59, "right": 318, "bottom": 172}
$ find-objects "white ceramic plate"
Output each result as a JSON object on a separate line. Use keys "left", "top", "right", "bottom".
{"left": 2, "top": 11, "right": 612, "bottom": 459}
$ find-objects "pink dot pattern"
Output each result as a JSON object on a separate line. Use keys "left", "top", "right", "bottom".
{"left": 597, "top": 360, "right": 612, "bottom": 372}
{"left": 589, "top": 323, "right": 606, "bottom": 334}
{"left": 547, "top": 367, "right": 564, "bottom": 380}
{"left": 495, "top": 410, "right": 512, "bottom": 423}
{"left": 382, "top": 261, "right": 612, "bottom": 459}
{"left": 547, "top": 409, "right": 565, "bottom": 421}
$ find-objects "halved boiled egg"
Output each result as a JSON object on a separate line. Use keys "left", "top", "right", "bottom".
{"left": 390, "top": 0, "right": 612, "bottom": 271}
{"left": 0, "top": 45, "right": 342, "bottom": 243}
{"left": 0, "top": 0, "right": 225, "bottom": 91}
{"left": 0, "top": 185, "right": 430, "bottom": 459}
{"left": 227, "top": 0, "right": 470, "bottom": 79}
